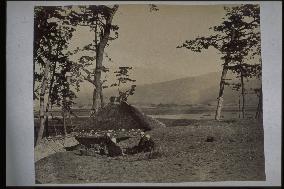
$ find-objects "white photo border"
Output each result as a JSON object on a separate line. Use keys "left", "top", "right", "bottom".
{"left": 6, "top": 1, "right": 282, "bottom": 186}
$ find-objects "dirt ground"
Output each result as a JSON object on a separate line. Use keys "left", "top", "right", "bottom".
{"left": 35, "top": 119, "right": 265, "bottom": 183}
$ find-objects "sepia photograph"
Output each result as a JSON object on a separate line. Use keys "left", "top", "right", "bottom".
{"left": 33, "top": 4, "right": 265, "bottom": 184}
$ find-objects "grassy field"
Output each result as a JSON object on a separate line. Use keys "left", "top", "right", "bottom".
{"left": 35, "top": 118, "right": 265, "bottom": 183}
{"left": 34, "top": 104, "right": 258, "bottom": 117}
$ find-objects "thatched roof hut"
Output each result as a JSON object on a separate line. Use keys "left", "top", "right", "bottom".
{"left": 92, "top": 101, "right": 166, "bottom": 131}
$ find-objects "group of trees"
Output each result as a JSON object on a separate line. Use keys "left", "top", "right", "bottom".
{"left": 34, "top": 4, "right": 262, "bottom": 145}
{"left": 34, "top": 5, "right": 122, "bottom": 145}
{"left": 178, "top": 4, "right": 262, "bottom": 120}
{"left": 34, "top": 6, "right": 78, "bottom": 145}
{"left": 34, "top": 4, "right": 158, "bottom": 145}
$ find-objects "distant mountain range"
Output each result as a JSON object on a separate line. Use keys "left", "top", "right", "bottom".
{"left": 75, "top": 71, "right": 261, "bottom": 107}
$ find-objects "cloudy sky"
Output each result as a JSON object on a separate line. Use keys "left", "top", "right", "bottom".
{"left": 67, "top": 4, "right": 237, "bottom": 87}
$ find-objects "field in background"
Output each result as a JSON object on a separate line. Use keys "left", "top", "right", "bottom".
{"left": 34, "top": 104, "right": 258, "bottom": 137}
{"left": 34, "top": 103, "right": 258, "bottom": 118}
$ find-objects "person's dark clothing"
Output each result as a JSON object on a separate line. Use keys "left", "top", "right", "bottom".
{"left": 126, "top": 136, "right": 155, "bottom": 154}
{"left": 138, "top": 138, "right": 155, "bottom": 152}
{"left": 138, "top": 137, "right": 148, "bottom": 147}
{"left": 98, "top": 135, "right": 123, "bottom": 157}
{"left": 99, "top": 146, "right": 106, "bottom": 155}
{"left": 106, "top": 141, "right": 123, "bottom": 157}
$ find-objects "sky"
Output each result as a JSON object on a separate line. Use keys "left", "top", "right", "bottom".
{"left": 66, "top": 4, "right": 236, "bottom": 87}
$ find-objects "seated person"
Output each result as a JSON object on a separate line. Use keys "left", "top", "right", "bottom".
{"left": 126, "top": 132, "right": 155, "bottom": 154}
{"left": 98, "top": 133, "right": 112, "bottom": 155}
{"left": 140, "top": 134, "right": 155, "bottom": 152}
{"left": 138, "top": 132, "right": 146, "bottom": 147}
{"left": 106, "top": 137, "right": 123, "bottom": 157}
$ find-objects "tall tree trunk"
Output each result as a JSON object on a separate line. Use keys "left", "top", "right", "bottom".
{"left": 259, "top": 90, "right": 262, "bottom": 118}
{"left": 44, "top": 115, "right": 49, "bottom": 137}
{"left": 93, "top": 68, "right": 102, "bottom": 114}
{"left": 215, "top": 65, "right": 228, "bottom": 120}
{"left": 255, "top": 96, "right": 260, "bottom": 119}
{"left": 240, "top": 76, "right": 245, "bottom": 118}
{"left": 62, "top": 110, "right": 67, "bottom": 135}
{"left": 91, "top": 13, "right": 99, "bottom": 115}
{"left": 44, "top": 62, "right": 57, "bottom": 137}
{"left": 215, "top": 29, "right": 236, "bottom": 120}
{"left": 255, "top": 86, "right": 262, "bottom": 119}
{"left": 238, "top": 94, "right": 241, "bottom": 118}
{"left": 69, "top": 112, "right": 73, "bottom": 127}
{"left": 33, "top": 60, "right": 36, "bottom": 100}
{"left": 36, "top": 58, "right": 51, "bottom": 146}
{"left": 93, "top": 5, "right": 119, "bottom": 114}
{"left": 239, "top": 64, "right": 245, "bottom": 118}
{"left": 100, "top": 84, "right": 104, "bottom": 108}
{"left": 91, "top": 87, "right": 96, "bottom": 117}
{"left": 62, "top": 96, "right": 67, "bottom": 136}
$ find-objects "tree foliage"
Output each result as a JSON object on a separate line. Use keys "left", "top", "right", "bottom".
{"left": 111, "top": 67, "right": 136, "bottom": 103}
{"left": 178, "top": 4, "right": 261, "bottom": 71}
{"left": 66, "top": 5, "right": 119, "bottom": 84}
{"left": 149, "top": 4, "right": 159, "bottom": 12}
{"left": 177, "top": 4, "right": 261, "bottom": 119}
{"left": 34, "top": 6, "right": 88, "bottom": 113}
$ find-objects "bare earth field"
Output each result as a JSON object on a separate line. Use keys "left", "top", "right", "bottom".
{"left": 35, "top": 119, "right": 265, "bottom": 183}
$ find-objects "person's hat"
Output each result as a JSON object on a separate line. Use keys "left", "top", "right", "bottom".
{"left": 145, "top": 134, "right": 150, "bottom": 139}
{"left": 111, "top": 137, "right": 117, "bottom": 143}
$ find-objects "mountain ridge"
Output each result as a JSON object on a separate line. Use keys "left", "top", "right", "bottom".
{"left": 75, "top": 71, "right": 260, "bottom": 107}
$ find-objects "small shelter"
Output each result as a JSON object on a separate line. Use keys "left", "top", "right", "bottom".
{"left": 92, "top": 101, "right": 166, "bottom": 131}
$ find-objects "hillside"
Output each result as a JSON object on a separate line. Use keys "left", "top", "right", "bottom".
{"left": 75, "top": 72, "right": 261, "bottom": 106}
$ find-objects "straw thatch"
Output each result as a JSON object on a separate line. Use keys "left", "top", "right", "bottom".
{"left": 93, "top": 101, "right": 166, "bottom": 131}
